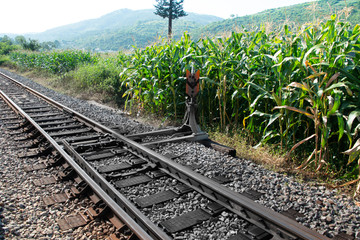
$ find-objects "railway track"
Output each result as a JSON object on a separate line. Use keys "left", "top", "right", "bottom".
{"left": 0, "top": 70, "right": 338, "bottom": 239}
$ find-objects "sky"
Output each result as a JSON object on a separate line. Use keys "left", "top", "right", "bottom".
{"left": 0, "top": 0, "right": 313, "bottom": 34}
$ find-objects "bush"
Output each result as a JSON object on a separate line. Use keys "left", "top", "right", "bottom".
{"left": 0, "top": 55, "right": 11, "bottom": 66}
{"left": 64, "top": 53, "right": 128, "bottom": 105}
{"left": 0, "top": 42, "right": 18, "bottom": 55}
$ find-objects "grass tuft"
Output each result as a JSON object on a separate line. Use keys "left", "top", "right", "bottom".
{"left": 208, "top": 129, "right": 286, "bottom": 170}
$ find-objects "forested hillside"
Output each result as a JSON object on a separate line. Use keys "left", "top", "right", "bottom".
{"left": 55, "top": 0, "right": 360, "bottom": 50}
{"left": 195, "top": 0, "right": 359, "bottom": 37}
{"left": 1, "top": 0, "right": 359, "bottom": 51}
{"left": 28, "top": 9, "right": 222, "bottom": 51}
{"left": 64, "top": 18, "right": 204, "bottom": 51}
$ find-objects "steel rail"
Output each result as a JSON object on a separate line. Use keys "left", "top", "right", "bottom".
{"left": 0, "top": 88, "right": 166, "bottom": 240}
{"left": 0, "top": 72, "right": 329, "bottom": 240}
{"left": 62, "top": 140, "right": 172, "bottom": 240}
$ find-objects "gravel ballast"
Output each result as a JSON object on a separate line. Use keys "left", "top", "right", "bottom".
{"left": 1, "top": 68, "right": 360, "bottom": 239}
{"left": 0, "top": 125, "right": 115, "bottom": 239}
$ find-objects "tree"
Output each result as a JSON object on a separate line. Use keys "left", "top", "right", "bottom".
{"left": 18, "top": 38, "right": 41, "bottom": 51}
{"left": 154, "top": 0, "right": 187, "bottom": 39}
{"left": 0, "top": 42, "right": 17, "bottom": 55}
{"left": 41, "top": 41, "right": 57, "bottom": 51}
{"left": 0, "top": 35, "right": 13, "bottom": 45}
{"left": 54, "top": 40, "right": 61, "bottom": 48}
{"left": 15, "top": 36, "right": 26, "bottom": 46}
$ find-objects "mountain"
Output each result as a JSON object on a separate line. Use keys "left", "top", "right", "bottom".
{"left": 31, "top": 9, "right": 160, "bottom": 42}
{"left": 66, "top": 19, "right": 202, "bottom": 51}
{"left": 27, "top": 9, "right": 223, "bottom": 50}
{"left": 4, "top": 1, "right": 359, "bottom": 51}
{"left": 194, "top": 0, "right": 359, "bottom": 38}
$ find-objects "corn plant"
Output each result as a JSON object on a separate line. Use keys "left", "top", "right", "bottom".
{"left": 10, "top": 50, "right": 97, "bottom": 74}
{"left": 274, "top": 70, "right": 348, "bottom": 170}
{"left": 120, "top": 33, "right": 198, "bottom": 120}
{"left": 271, "top": 18, "right": 359, "bottom": 172}
{"left": 8, "top": 16, "right": 360, "bottom": 182}
{"left": 342, "top": 138, "right": 360, "bottom": 197}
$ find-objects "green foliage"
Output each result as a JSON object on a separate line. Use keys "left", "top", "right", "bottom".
{"left": 9, "top": 50, "right": 128, "bottom": 104}
{"left": 10, "top": 50, "right": 98, "bottom": 74}
{"left": 342, "top": 138, "right": 360, "bottom": 196}
{"left": 194, "top": 0, "right": 360, "bottom": 38}
{"left": 1, "top": 35, "right": 60, "bottom": 52}
{"left": 120, "top": 34, "right": 195, "bottom": 119}
{"left": 70, "top": 18, "right": 204, "bottom": 51}
{"left": 40, "top": 41, "right": 60, "bottom": 51}
{"left": 120, "top": 18, "right": 360, "bottom": 179}
{"left": 0, "top": 36, "right": 18, "bottom": 65}
{"left": 6, "top": 16, "right": 360, "bottom": 183}
{"left": 17, "top": 38, "right": 41, "bottom": 51}
{"left": 0, "top": 35, "right": 13, "bottom": 45}
{"left": 0, "top": 42, "right": 18, "bottom": 55}
{"left": 26, "top": 9, "right": 220, "bottom": 51}
{"left": 68, "top": 53, "right": 129, "bottom": 105}
{"left": 0, "top": 55, "right": 11, "bottom": 66}
{"left": 21, "top": 1, "right": 359, "bottom": 51}
{"left": 15, "top": 36, "right": 26, "bottom": 45}
{"left": 154, "top": 0, "right": 187, "bottom": 20}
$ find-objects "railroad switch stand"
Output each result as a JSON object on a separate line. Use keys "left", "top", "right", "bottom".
{"left": 178, "top": 69, "right": 208, "bottom": 141}
{"left": 125, "top": 69, "right": 208, "bottom": 144}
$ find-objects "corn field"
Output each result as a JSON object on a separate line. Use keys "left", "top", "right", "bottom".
{"left": 10, "top": 50, "right": 97, "bottom": 74}
{"left": 9, "top": 17, "right": 360, "bottom": 188}
{"left": 120, "top": 17, "right": 360, "bottom": 180}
